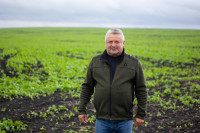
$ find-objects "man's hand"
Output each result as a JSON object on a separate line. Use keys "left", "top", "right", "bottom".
{"left": 78, "top": 114, "right": 88, "bottom": 124}
{"left": 134, "top": 118, "right": 144, "bottom": 127}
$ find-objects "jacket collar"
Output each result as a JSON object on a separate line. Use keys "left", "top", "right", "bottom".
{"left": 101, "top": 49, "right": 125, "bottom": 61}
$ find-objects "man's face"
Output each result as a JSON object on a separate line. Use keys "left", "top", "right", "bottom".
{"left": 105, "top": 34, "right": 125, "bottom": 57}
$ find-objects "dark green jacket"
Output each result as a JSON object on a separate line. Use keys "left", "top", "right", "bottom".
{"left": 78, "top": 50, "right": 147, "bottom": 120}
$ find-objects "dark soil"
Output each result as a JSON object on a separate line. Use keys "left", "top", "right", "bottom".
{"left": 139, "top": 57, "right": 200, "bottom": 68}
{"left": 0, "top": 91, "right": 95, "bottom": 133}
{"left": 0, "top": 53, "right": 48, "bottom": 80}
{"left": 0, "top": 53, "right": 18, "bottom": 78}
{"left": 0, "top": 91, "right": 199, "bottom": 133}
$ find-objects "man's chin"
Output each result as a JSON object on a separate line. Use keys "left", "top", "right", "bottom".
{"left": 109, "top": 52, "right": 120, "bottom": 57}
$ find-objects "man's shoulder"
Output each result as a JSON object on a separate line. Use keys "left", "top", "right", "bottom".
{"left": 92, "top": 50, "right": 107, "bottom": 60}
{"left": 93, "top": 54, "right": 102, "bottom": 60}
{"left": 89, "top": 54, "right": 103, "bottom": 64}
{"left": 124, "top": 53, "right": 139, "bottom": 62}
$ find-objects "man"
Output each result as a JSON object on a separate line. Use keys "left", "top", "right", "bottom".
{"left": 78, "top": 28, "right": 147, "bottom": 133}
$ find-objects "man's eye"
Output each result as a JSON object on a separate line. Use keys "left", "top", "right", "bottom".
{"left": 109, "top": 41, "right": 113, "bottom": 44}
{"left": 115, "top": 41, "right": 120, "bottom": 44}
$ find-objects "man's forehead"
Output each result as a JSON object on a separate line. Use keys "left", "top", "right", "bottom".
{"left": 106, "top": 34, "right": 122, "bottom": 40}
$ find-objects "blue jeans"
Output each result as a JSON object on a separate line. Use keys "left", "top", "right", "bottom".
{"left": 95, "top": 119, "right": 133, "bottom": 133}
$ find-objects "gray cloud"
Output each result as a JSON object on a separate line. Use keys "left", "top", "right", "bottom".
{"left": 0, "top": 0, "right": 200, "bottom": 28}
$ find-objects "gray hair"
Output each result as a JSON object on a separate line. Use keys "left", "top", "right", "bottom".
{"left": 105, "top": 28, "right": 125, "bottom": 42}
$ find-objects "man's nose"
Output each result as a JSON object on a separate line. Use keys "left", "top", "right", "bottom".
{"left": 111, "top": 42, "right": 116, "bottom": 46}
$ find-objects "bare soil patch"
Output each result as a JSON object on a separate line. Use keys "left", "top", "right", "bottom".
{"left": 0, "top": 91, "right": 199, "bottom": 132}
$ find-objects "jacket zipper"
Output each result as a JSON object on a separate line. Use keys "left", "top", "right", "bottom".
{"left": 101, "top": 53, "right": 124, "bottom": 120}
{"left": 109, "top": 66, "right": 112, "bottom": 120}
{"left": 108, "top": 57, "right": 124, "bottom": 120}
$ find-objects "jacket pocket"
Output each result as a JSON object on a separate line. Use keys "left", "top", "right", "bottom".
{"left": 111, "top": 88, "right": 133, "bottom": 118}
{"left": 93, "top": 88, "right": 110, "bottom": 117}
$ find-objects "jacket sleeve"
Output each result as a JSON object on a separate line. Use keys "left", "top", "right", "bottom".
{"left": 78, "top": 59, "right": 95, "bottom": 114}
{"left": 134, "top": 60, "right": 147, "bottom": 120}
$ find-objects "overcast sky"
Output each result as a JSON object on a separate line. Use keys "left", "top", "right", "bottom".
{"left": 0, "top": 0, "right": 200, "bottom": 29}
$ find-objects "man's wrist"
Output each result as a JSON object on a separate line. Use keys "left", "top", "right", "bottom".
{"left": 135, "top": 114, "right": 145, "bottom": 120}
{"left": 78, "top": 110, "right": 87, "bottom": 115}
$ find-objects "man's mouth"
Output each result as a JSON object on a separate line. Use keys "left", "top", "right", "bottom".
{"left": 110, "top": 48, "right": 117, "bottom": 50}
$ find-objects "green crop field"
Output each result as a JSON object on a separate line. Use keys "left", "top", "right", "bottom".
{"left": 0, "top": 28, "right": 199, "bottom": 132}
